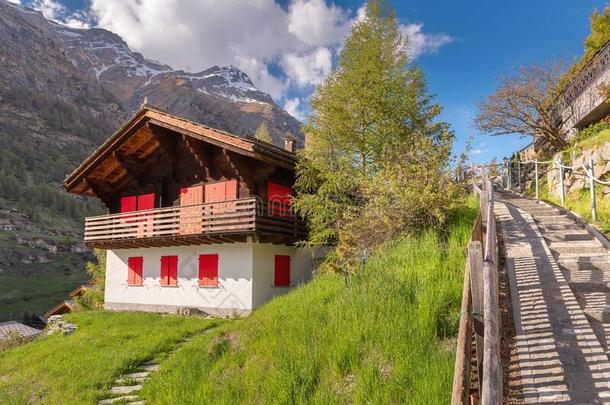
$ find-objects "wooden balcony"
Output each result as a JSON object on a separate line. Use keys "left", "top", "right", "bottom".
{"left": 84, "top": 197, "right": 306, "bottom": 249}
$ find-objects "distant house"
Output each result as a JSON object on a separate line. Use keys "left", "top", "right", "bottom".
{"left": 0, "top": 321, "right": 42, "bottom": 342}
{"left": 63, "top": 105, "right": 316, "bottom": 316}
{"left": 551, "top": 40, "right": 610, "bottom": 138}
{"left": 45, "top": 300, "right": 76, "bottom": 318}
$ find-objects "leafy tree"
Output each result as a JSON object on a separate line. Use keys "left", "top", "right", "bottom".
{"left": 475, "top": 59, "right": 568, "bottom": 150}
{"left": 585, "top": 8, "right": 610, "bottom": 58}
{"left": 294, "top": 0, "right": 456, "bottom": 274}
{"left": 255, "top": 121, "right": 273, "bottom": 143}
{"left": 75, "top": 249, "right": 106, "bottom": 310}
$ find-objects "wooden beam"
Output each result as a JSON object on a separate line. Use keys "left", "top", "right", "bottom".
{"left": 113, "top": 150, "right": 146, "bottom": 188}
{"left": 85, "top": 178, "right": 114, "bottom": 208}
{"left": 181, "top": 134, "right": 210, "bottom": 180}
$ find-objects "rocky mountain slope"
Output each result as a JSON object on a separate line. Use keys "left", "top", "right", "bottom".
{"left": 0, "top": 0, "right": 303, "bottom": 321}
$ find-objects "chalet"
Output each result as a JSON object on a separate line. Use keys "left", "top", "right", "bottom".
{"left": 64, "top": 105, "right": 314, "bottom": 316}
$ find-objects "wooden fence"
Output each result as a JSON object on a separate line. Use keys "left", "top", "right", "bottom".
{"left": 451, "top": 167, "right": 502, "bottom": 404}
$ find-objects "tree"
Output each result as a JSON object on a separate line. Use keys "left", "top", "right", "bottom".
{"left": 474, "top": 59, "right": 568, "bottom": 150}
{"left": 75, "top": 249, "right": 106, "bottom": 310}
{"left": 254, "top": 121, "right": 272, "bottom": 143}
{"left": 294, "top": 0, "right": 456, "bottom": 274}
{"left": 585, "top": 7, "right": 610, "bottom": 59}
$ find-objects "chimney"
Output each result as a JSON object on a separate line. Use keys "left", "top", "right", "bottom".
{"left": 283, "top": 137, "right": 295, "bottom": 153}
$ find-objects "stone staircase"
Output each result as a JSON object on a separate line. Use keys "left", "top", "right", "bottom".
{"left": 98, "top": 362, "right": 159, "bottom": 404}
{"left": 497, "top": 190, "right": 610, "bottom": 355}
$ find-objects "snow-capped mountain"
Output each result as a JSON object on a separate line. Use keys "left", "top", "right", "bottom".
{"left": 2, "top": 0, "right": 303, "bottom": 147}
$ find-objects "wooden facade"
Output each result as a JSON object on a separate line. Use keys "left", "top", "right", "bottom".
{"left": 64, "top": 106, "right": 306, "bottom": 248}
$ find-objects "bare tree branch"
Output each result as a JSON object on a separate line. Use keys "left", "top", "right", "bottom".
{"left": 475, "top": 59, "right": 568, "bottom": 150}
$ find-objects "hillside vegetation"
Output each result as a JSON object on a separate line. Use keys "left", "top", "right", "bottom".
{"left": 0, "top": 199, "right": 476, "bottom": 404}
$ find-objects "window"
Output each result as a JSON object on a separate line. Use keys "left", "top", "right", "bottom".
{"left": 198, "top": 254, "right": 219, "bottom": 287}
{"left": 120, "top": 193, "right": 155, "bottom": 212}
{"left": 274, "top": 255, "right": 291, "bottom": 287}
{"left": 267, "top": 182, "right": 292, "bottom": 217}
{"left": 160, "top": 255, "right": 178, "bottom": 286}
{"left": 127, "top": 257, "right": 143, "bottom": 285}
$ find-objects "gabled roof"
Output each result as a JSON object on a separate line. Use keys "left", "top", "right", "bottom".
{"left": 44, "top": 300, "right": 75, "bottom": 318}
{"left": 63, "top": 105, "right": 297, "bottom": 193}
{"left": 0, "top": 321, "right": 42, "bottom": 341}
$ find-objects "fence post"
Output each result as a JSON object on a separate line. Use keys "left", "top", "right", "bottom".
{"left": 590, "top": 157, "right": 597, "bottom": 223}
{"left": 535, "top": 160, "right": 539, "bottom": 199}
{"left": 518, "top": 161, "right": 521, "bottom": 193}
{"left": 558, "top": 158, "right": 565, "bottom": 207}
{"left": 508, "top": 161, "right": 512, "bottom": 190}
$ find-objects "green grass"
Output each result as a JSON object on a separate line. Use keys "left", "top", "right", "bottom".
{"left": 139, "top": 199, "right": 478, "bottom": 404}
{"left": 569, "top": 128, "right": 610, "bottom": 152}
{"left": 0, "top": 312, "right": 219, "bottom": 404}
{"left": 0, "top": 199, "right": 477, "bottom": 404}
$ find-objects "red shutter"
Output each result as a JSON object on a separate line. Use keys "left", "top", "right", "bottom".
{"left": 128, "top": 257, "right": 143, "bottom": 285}
{"left": 198, "top": 254, "right": 218, "bottom": 287}
{"left": 168, "top": 255, "right": 178, "bottom": 286}
{"left": 224, "top": 180, "right": 237, "bottom": 201}
{"left": 204, "top": 182, "right": 225, "bottom": 203}
{"left": 137, "top": 193, "right": 155, "bottom": 211}
{"left": 267, "top": 182, "right": 292, "bottom": 217}
{"left": 160, "top": 256, "right": 168, "bottom": 286}
{"left": 160, "top": 256, "right": 178, "bottom": 286}
{"left": 274, "top": 255, "right": 291, "bottom": 287}
{"left": 120, "top": 195, "right": 137, "bottom": 213}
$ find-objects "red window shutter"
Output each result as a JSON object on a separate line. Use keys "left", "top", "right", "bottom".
{"left": 204, "top": 182, "right": 224, "bottom": 203}
{"left": 224, "top": 180, "right": 237, "bottom": 201}
{"left": 180, "top": 185, "right": 204, "bottom": 206}
{"left": 160, "top": 256, "right": 168, "bottom": 286}
{"left": 267, "top": 182, "right": 293, "bottom": 217}
{"left": 137, "top": 193, "right": 155, "bottom": 211}
{"left": 199, "top": 254, "right": 219, "bottom": 287}
{"left": 120, "top": 195, "right": 137, "bottom": 213}
{"left": 168, "top": 255, "right": 178, "bottom": 286}
{"left": 274, "top": 255, "right": 291, "bottom": 287}
{"left": 128, "top": 257, "right": 143, "bottom": 285}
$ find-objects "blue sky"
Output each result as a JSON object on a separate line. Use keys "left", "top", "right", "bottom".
{"left": 17, "top": 0, "right": 610, "bottom": 164}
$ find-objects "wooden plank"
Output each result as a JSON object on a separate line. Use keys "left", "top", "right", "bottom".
{"left": 468, "top": 241, "right": 484, "bottom": 390}
{"left": 451, "top": 260, "right": 473, "bottom": 405}
{"left": 482, "top": 179, "right": 501, "bottom": 404}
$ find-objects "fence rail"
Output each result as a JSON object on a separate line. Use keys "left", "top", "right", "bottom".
{"left": 451, "top": 167, "right": 501, "bottom": 405}
{"left": 505, "top": 157, "right": 605, "bottom": 223}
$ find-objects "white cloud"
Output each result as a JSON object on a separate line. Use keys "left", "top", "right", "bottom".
{"left": 281, "top": 47, "right": 333, "bottom": 87}
{"left": 471, "top": 149, "right": 483, "bottom": 155}
{"left": 399, "top": 23, "right": 453, "bottom": 59}
{"left": 6, "top": 0, "right": 21, "bottom": 4}
{"left": 283, "top": 98, "right": 305, "bottom": 121}
{"left": 288, "top": 0, "right": 350, "bottom": 46}
{"left": 38, "top": 1, "right": 454, "bottom": 105}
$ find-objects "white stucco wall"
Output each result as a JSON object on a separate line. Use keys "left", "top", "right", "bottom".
{"left": 251, "top": 244, "right": 315, "bottom": 308}
{"left": 105, "top": 243, "right": 254, "bottom": 315}
{"left": 104, "top": 241, "right": 317, "bottom": 315}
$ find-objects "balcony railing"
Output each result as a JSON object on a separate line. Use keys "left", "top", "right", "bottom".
{"left": 84, "top": 197, "right": 306, "bottom": 247}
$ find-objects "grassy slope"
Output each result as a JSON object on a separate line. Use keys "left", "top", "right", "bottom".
{"left": 0, "top": 199, "right": 476, "bottom": 404}
{"left": 0, "top": 312, "right": 219, "bottom": 404}
{"left": 140, "top": 199, "right": 477, "bottom": 404}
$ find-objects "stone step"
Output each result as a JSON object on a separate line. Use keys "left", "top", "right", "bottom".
{"left": 534, "top": 216, "right": 575, "bottom": 225}
{"left": 543, "top": 230, "right": 596, "bottom": 242}
{"left": 108, "top": 385, "right": 143, "bottom": 396}
{"left": 548, "top": 241, "right": 606, "bottom": 255}
{"left": 138, "top": 363, "right": 159, "bottom": 372}
{"left": 563, "top": 269, "right": 610, "bottom": 291}
{"left": 122, "top": 371, "right": 150, "bottom": 379}
{"left": 575, "top": 291, "right": 610, "bottom": 322}
{"left": 558, "top": 255, "right": 610, "bottom": 271}
{"left": 538, "top": 223, "right": 585, "bottom": 231}
{"left": 99, "top": 396, "right": 140, "bottom": 404}
{"left": 114, "top": 377, "right": 148, "bottom": 384}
